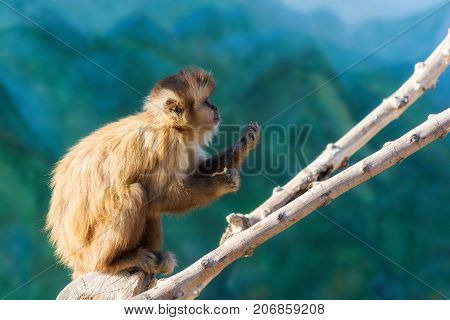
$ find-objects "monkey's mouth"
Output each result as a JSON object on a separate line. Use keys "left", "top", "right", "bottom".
{"left": 213, "top": 112, "right": 221, "bottom": 124}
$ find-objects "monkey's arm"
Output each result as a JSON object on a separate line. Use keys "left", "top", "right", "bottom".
{"left": 160, "top": 169, "right": 240, "bottom": 213}
{"left": 198, "top": 122, "right": 260, "bottom": 174}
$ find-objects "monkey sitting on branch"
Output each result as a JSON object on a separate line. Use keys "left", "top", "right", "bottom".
{"left": 46, "top": 68, "right": 260, "bottom": 279}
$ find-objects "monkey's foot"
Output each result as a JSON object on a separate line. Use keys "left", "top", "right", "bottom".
{"left": 132, "top": 248, "right": 159, "bottom": 274}
{"left": 129, "top": 248, "right": 177, "bottom": 276}
{"left": 156, "top": 251, "right": 177, "bottom": 275}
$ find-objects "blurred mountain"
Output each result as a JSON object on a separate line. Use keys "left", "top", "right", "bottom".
{"left": 0, "top": 0, "right": 449, "bottom": 299}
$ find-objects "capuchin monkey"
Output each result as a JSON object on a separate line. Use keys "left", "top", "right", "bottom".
{"left": 46, "top": 68, "right": 260, "bottom": 279}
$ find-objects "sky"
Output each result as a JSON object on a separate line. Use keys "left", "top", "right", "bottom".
{"left": 281, "top": 0, "right": 447, "bottom": 24}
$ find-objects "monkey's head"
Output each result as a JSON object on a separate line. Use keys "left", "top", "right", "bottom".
{"left": 145, "top": 68, "right": 219, "bottom": 144}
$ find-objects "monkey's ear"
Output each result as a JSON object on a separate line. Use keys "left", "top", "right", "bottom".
{"left": 165, "top": 98, "right": 183, "bottom": 116}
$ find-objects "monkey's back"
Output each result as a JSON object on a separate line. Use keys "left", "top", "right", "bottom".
{"left": 45, "top": 114, "right": 201, "bottom": 271}
{"left": 46, "top": 116, "right": 156, "bottom": 268}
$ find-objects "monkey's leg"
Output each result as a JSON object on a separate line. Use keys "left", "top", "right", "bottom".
{"left": 141, "top": 216, "right": 177, "bottom": 275}
{"left": 199, "top": 122, "right": 260, "bottom": 174}
{"left": 91, "top": 183, "right": 161, "bottom": 275}
{"left": 162, "top": 168, "right": 240, "bottom": 213}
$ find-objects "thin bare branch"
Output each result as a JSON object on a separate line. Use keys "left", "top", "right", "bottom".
{"left": 220, "top": 31, "right": 449, "bottom": 242}
{"left": 132, "top": 108, "right": 449, "bottom": 299}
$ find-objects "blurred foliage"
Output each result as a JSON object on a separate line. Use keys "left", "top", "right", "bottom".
{"left": 0, "top": 0, "right": 449, "bottom": 299}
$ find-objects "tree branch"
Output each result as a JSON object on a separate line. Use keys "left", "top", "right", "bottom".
{"left": 220, "top": 31, "right": 449, "bottom": 243}
{"left": 133, "top": 108, "right": 449, "bottom": 299}
{"left": 58, "top": 107, "right": 450, "bottom": 300}
{"left": 57, "top": 270, "right": 154, "bottom": 300}
{"left": 56, "top": 31, "right": 450, "bottom": 300}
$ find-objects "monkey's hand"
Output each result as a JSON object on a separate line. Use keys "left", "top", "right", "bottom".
{"left": 162, "top": 168, "right": 240, "bottom": 213}
{"left": 237, "top": 122, "right": 260, "bottom": 152}
{"left": 213, "top": 167, "right": 240, "bottom": 192}
{"left": 197, "top": 122, "right": 259, "bottom": 173}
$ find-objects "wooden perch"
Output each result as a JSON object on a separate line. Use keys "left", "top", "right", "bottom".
{"left": 133, "top": 108, "right": 450, "bottom": 299}
{"left": 57, "top": 270, "right": 154, "bottom": 300}
{"left": 56, "top": 31, "right": 450, "bottom": 300}
{"left": 220, "top": 31, "right": 450, "bottom": 243}
{"left": 58, "top": 108, "right": 450, "bottom": 299}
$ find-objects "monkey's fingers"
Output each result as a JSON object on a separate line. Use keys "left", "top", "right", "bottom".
{"left": 246, "top": 121, "right": 260, "bottom": 142}
{"left": 224, "top": 168, "right": 240, "bottom": 191}
{"left": 238, "top": 122, "right": 260, "bottom": 151}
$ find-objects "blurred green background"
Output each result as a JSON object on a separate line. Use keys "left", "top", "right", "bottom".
{"left": 0, "top": 0, "right": 449, "bottom": 299}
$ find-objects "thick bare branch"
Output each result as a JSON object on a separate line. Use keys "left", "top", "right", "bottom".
{"left": 220, "top": 31, "right": 450, "bottom": 242}
{"left": 133, "top": 108, "right": 450, "bottom": 300}
{"left": 57, "top": 270, "right": 153, "bottom": 300}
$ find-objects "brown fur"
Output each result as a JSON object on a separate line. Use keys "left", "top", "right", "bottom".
{"left": 46, "top": 68, "right": 260, "bottom": 279}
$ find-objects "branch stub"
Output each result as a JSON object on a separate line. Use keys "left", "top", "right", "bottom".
{"left": 409, "top": 134, "right": 420, "bottom": 143}
{"left": 277, "top": 211, "right": 286, "bottom": 221}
